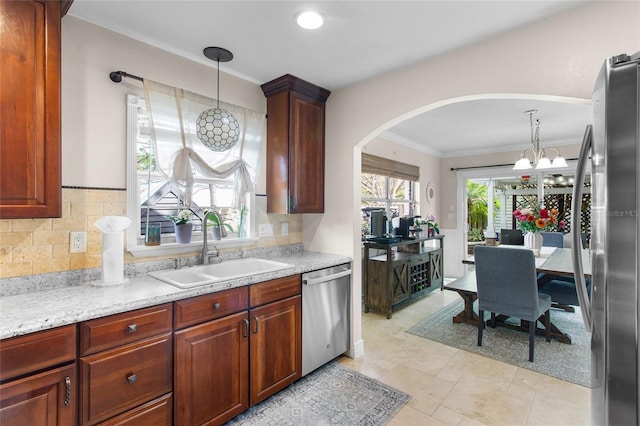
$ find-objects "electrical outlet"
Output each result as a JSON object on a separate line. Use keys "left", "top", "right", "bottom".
{"left": 281, "top": 222, "right": 289, "bottom": 236}
{"left": 70, "top": 231, "right": 87, "bottom": 253}
{"left": 258, "top": 224, "right": 274, "bottom": 237}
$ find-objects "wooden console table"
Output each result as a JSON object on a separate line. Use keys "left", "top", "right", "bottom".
{"left": 363, "top": 235, "right": 444, "bottom": 319}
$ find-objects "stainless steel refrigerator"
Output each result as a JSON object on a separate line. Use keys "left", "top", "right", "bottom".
{"left": 572, "top": 52, "right": 639, "bottom": 426}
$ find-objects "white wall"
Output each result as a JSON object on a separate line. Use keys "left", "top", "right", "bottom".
{"left": 302, "top": 1, "right": 639, "bottom": 357}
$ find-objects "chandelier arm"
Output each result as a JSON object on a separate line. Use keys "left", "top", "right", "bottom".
{"left": 544, "top": 147, "right": 561, "bottom": 158}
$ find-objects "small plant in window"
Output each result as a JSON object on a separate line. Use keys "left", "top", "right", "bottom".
{"left": 167, "top": 210, "right": 193, "bottom": 225}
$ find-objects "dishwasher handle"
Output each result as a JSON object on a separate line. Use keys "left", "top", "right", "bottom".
{"left": 303, "top": 269, "right": 351, "bottom": 286}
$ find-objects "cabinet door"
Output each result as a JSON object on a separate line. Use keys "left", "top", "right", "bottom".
{"left": 288, "top": 91, "right": 325, "bottom": 213}
{"left": 249, "top": 295, "right": 301, "bottom": 406}
{"left": 0, "top": 0, "right": 61, "bottom": 218}
{"left": 0, "top": 363, "right": 76, "bottom": 426}
{"left": 174, "top": 311, "right": 249, "bottom": 426}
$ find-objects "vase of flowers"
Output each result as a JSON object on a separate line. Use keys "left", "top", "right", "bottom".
{"left": 167, "top": 210, "right": 193, "bottom": 243}
{"left": 512, "top": 204, "right": 561, "bottom": 252}
{"left": 415, "top": 215, "right": 440, "bottom": 237}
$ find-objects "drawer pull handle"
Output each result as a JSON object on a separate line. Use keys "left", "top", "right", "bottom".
{"left": 253, "top": 316, "right": 259, "bottom": 334}
{"left": 213, "top": 303, "right": 221, "bottom": 311}
{"left": 243, "top": 319, "right": 249, "bottom": 337}
{"left": 128, "top": 324, "right": 137, "bottom": 333}
{"left": 64, "top": 376, "right": 71, "bottom": 406}
{"left": 126, "top": 374, "right": 137, "bottom": 384}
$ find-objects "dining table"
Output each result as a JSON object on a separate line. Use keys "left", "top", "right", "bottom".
{"left": 445, "top": 245, "right": 591, "bottom": 344}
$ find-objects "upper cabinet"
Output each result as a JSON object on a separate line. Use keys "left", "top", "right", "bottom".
{"left": 261, "top": 74, "right": 330, "bottom": 214}
{"left": 0, "top": 0, "right": 70, "bottom": 218}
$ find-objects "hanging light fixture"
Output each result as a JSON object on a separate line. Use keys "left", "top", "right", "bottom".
{"left": 196, "top": 47, "right": 240, "bottom": 152}
{"left": 513, "top": 109, "right": 568, "bottom": 170}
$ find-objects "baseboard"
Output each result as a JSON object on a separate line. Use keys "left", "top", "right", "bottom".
{"left": 346, "top": 339, "right": 365, "bottom": 359}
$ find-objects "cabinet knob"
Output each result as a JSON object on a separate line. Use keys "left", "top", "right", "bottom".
{"left": 213, "top": 303, "right": 221, "bottom": 311}
{"left": 126, "top": 373, "right": 137, "bottom": 384}
{"left": 128, "top": 324, "right": 137, "bottom": 333}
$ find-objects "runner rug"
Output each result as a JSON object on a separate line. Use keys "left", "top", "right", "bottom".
{"left": 226, "top": 362, "right": 410, "bottom": 425}
{"left": 407, "top": 299, "right": 593, "bottom": 387}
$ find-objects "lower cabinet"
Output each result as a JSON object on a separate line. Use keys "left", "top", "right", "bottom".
{"left": 0, "top": 363, "right": 77, "bottom": 426}
{"left": 78, "top": 304, "right": 173, "bottom": 425}
{"left": 249, "top": 295, "right": 302, "bottom": 406}
{"left": 0, "top": 325, "right": 77, "bottom": 426}
{"left": 174, "top": 311, "right": 249, "bottom": 425}
{"left": 173, "top": 276, "right": 302, "bottom": 425}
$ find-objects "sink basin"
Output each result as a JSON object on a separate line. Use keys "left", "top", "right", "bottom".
{"left": 148, "top": 258, "right": 295, "bottom": 289}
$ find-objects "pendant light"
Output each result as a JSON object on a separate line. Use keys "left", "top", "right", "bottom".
{"left": 513, "top": 109, "right": 568, "bottom": 170}
{"left": 196, "top": 47, "right": 240, "bottom": 152}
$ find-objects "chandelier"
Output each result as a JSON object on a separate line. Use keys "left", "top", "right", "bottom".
{"left": 513, "top": 109, "right": 568, "bottom": 170}
{"left": 196, "top": 47, "right": 240, "bottom": 152}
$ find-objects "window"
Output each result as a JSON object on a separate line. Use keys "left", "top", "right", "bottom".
{"left": 126, "top": 93, "right": 261, "bottom": 256}
{"left": 361, "top": 154, "right": 418, "bottom": 238}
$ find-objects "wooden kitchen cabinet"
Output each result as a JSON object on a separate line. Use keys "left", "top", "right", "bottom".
{"left": 248, "top": 293, "right": 302, "bottom": 406}
{"left": 0, "top": 325, "right": 77, "bottom": 426}
{"left": 174, "top": 310, "right": 249, "bottom": 426}
{"left": 261, "top": 74, "right": 330, "bottom": 214}
{"left": 173, "top": 277, "right": 301, "bottom": 424}
{"left": 0, "top": 0, "right": 64, "bottom": 218}
{"left": 173, "top": 286, "right": 250, "bottom": 426}
{"left": 79, "top": 305, "right": 173, "bottom": 426}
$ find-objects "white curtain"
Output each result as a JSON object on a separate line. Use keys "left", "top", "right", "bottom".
{"left": 143, "top": 79, "right": 264, "bottom": 208}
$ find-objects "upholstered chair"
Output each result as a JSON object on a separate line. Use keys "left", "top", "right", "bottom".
{"left": 474, "top": 246, "right": 552, "bottom": 362}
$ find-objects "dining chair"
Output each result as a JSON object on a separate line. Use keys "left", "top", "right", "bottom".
{"left": 474, "top": 246, "right": 552, "bottom": 362}
{"left": 540, "top": 231, "right": 564, "bottom": 248}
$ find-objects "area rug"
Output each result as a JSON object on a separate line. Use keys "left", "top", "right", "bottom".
{"left": 407, "top": 299, "right": 593, "bottom": 387}
{"left": 225, "top": 362, "right": 410, "bottom": 425}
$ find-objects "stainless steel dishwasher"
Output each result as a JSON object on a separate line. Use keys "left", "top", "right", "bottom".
{"left": 301, "top": 263, "right": 351, "bottom": 377}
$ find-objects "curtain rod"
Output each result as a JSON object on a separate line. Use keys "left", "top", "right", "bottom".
{"left": 450, "top": 157, "right": 580, "bottom": 172}
{"left": 109, "top": 70, "right": 143, "bottom": 83}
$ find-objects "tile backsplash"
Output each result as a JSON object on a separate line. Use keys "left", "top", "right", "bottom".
{"left": 0, "top": 188, "right": 301, "bottom": 279}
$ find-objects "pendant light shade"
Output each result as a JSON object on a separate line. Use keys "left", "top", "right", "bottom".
{"left": 197, "top": 47, "right": 240, "bottom": 152}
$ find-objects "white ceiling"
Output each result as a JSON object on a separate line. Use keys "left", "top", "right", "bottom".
{"left": 68, "top": 0, "right": 593, "bottom": 158}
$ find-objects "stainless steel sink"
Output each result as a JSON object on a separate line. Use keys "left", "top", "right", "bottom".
{"left": 148, "top": 258, "right": 295, "bottom": 289}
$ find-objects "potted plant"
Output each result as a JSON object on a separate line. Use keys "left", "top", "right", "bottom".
{"left": 206, "top": 210, "right": 234, "bottom": 240}
{"left": 167, "top": 210, "right": 193, "bottom": 243}
{"left": 416, "top": 215, "right": 440, "bottom": 237}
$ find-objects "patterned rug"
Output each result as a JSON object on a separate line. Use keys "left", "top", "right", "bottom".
{"left": 225, "top": 362, "right": 410, "bottom": 425}
{"left": 407, "top": 299, "right": 593, "bottom": 387}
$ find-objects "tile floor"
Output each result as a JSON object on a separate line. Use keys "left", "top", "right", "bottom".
{"left": 338, "top": 288, "right": 591, "bottom": 426}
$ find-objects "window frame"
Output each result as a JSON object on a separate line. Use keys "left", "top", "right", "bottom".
{"left": 125, "top": 94, "right": 258, "bottom": 257}
{"left": 361, "top": 172, "right": 417, "bottom": 237}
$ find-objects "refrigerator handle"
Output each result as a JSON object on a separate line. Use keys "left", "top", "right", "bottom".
{"left": 571, "top": 124, "right": 593, "bottom": 332}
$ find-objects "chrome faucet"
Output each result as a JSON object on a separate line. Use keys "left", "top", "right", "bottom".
{"left": 202, "top": 210, "right": 221, "bottom": 264}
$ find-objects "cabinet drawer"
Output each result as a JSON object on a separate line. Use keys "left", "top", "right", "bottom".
{"left": 174, "top": 286, "right": 248, "bottom": 330}
{"left": 97, "top": 393, "right": 172, "bottom": 426}
{"left": 80, "top": 333, "right": 172, "bottom": 425}
{"left": 0, "top": 325, "right": 76, "bottom": 382}
{"left": 80, "top": 303, "right": 172, "bottom": 356}
{"left": 250, "top": 275, "right": 301, "bottom": 307}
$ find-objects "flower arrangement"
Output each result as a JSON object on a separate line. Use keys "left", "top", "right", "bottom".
{"left": 167, "top": 209, "right": 193, "bottom": 225}
{"left": 416, "top": 214, "right": 440, "bottom": 234}
{"left": 513, "top": 204, "right": 563, "bottom": 233}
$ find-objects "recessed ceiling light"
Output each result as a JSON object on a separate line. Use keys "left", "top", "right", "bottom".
{"left": 296, "top": 11, "right": 324, "bottom": 30}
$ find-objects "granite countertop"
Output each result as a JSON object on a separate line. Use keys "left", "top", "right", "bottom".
{"left": 0, "top": 251, "right": 351, "bottom": 340}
